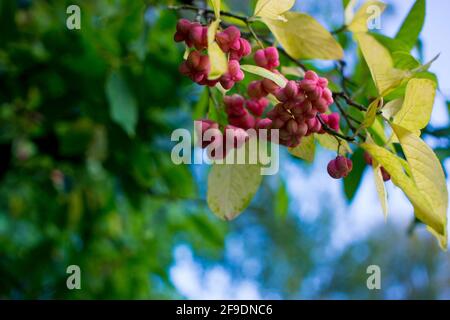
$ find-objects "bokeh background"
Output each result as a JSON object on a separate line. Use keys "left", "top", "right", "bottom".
{"left": 0, "top": 0, "right": 449, "bottom": 299}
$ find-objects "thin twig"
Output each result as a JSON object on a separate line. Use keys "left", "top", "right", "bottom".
{"left": 317, "top": 114, "right": 356, "bottom": 142}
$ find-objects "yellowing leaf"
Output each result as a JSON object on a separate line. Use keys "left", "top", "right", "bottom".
{"left": 344, "top": 0, "right": 358, "bottom": 26}
{"left": 209, "top": 0, "right": 221, "bottom": 19}
{"left": 373, "top": 163, "right": 388, "bottom": 219}
{"left": 348, "top": 1, "right": 386, "bottom": 33}
{"left": 315, "top": 133, "right": 352, "bottom": 155}
{"left": 207, "top": 163, "right": 262, "bottom": 220}
{"left": 393, "top": 78, "right": 437, "bottom": 133}
{"left": 365, "top": 135, "right": 388, "bottom": 219}
{"left": 240, "top": 64, "right": 287, "bottom": 87}
{"left": 355, "top": 33, "right": 411, "bottom": 96}
{"left": 288, "top": 135, "right": 315, "bottom": 162}
{"left": 392, "top": 124, "right": 448, "bottom": 248}
{"left": 208, "top": 20, "right": 228, "bottom": 80}
{"left": 360, "top": 141, "right": 445, "bottom": 245}
{"left": 382, "top": 98, "right": 403, "bottom": 119}
{"left": 281, "top": 66, "right": 305, "bottom": 78}
{"left": 262, "top": 12, "right": 344, "bottom": 60}
{"left": 360, "top": 98, "right": 382, "bottom": 130}
{"left": 254, "top": 0, "right": 295, "bottom": 21}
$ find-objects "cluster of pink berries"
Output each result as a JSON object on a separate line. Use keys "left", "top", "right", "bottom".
{"left": 266, "top": 71, "right": 338, "bottom": 148}
{"left": 196, "top": 120, "right": 249, "bottom": 160}
{"left": 175, "top": 19, "right": 251, "bottom": 89}
{"left": 364, "top": 152, "right": 391, "bottom": 181}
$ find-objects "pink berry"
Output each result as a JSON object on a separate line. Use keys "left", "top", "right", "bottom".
{"left": 247, "top": 81, "right": 268, "bottom": 99}
{"left": 254, "top": 47, "right": 280, "bottom": 70}
{"left": 216, "top": 26, "right": 241, "bottom": 53}
{"left": 224, "top": 94, "right": 246, "bottom": 117}
{"left": 246, "top": 98, "right": 269, "bottom": 117}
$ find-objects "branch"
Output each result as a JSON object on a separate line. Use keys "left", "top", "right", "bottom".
{"left": 317, "top": 114, "right": 356, "bottom": 142}
{"left": 333, "top": 91, "right": 367, "bottom": 112}
{"left": 168, "top": 4, "right": 249, "bottom": 23}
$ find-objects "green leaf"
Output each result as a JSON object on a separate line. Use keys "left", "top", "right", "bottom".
{"left": 395, "top": 0, "right": 426, "bottom": 51}
{"left": 344, "top": 148, "right": 365, "bottom": 202}
{"left": 275, "top": 180, "right": 289, "bottom": 219}
{"left": 347, "top": 1, "right": 386, "bottom": 33}
{"left": 106, "top": 71, "right": 138, "bottom": 137}
{"left": 392, "top": 51, "right": 420, "bottom": 70}
{"left": 240, "top": 64, "right": 287, "bottom": 87}
{"left": 253, "top": 0, "right": 295, "bottom": 21}
{"left": 393, "top": 78, "right": 436, "bottom": 133}
{"left": 288, "top": 135, "right": 315, "bottom": 162}
{"left": 392, "top": 124, "right": 448, "bottom": 249}
{"left": 355, "top": 33, "right": 412, "bottom": 96}
{"left": 207, "top": 163, "right": 263, "bottom": 220}
{"left": 262, "top": 12, "right": 344, "bottom": 60}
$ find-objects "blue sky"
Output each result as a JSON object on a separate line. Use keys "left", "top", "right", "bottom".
{"left": 170, "top": 0, "right": 450, "bottom": 299}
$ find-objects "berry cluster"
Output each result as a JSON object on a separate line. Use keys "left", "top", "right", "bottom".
{"left": 327, "top": 156, "right": 353, "bottom": 179}
{"left": 364, "top": 152, "right": 391, "bottom": 181}
{"left": 175, "top": 20, "right": 251, "bottom": 90}
{"left": 267, "top": 71, "right": 337, "bottom": 148}
{"left": 196, "top": 119, "right": 249, "bottom": 160}
{"left": 174, "top": 20, "right": 353, "bottom": 180}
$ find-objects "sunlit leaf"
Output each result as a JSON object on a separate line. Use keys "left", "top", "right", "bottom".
{"left": 366, "top": 135, "right": 388, "bottom": 219}
{"left": 393, "top": 78, "right": 436, "bottom": 133}
{"left": 347, "top": 1, "right": 386, "bottom": 33}
{"left": 253, "top": 0, "right": 295, "bottom": 21}
{"left": 360, "top": 97, "right": 382, "bottom": 130}
{"left": 315, "top": 133, "right": 352, "bottom": 155}
{"left": 288, "top": 135, "right": 315, "bottom": 162}
{"left": 382, "top": 98, "right": 403, "bottom": 120}
{"left": 240, "top": 64, "right": 287, "bottom": 87}
{"left": 208, "top": 20, "right": 228, "bottom": 80}
{"left": 262, "top": 12, "right": 344, "bottom": 60}
{"left": 207, "top": 163, "right": 263, "bottom": 220}
{"left": 355, "top": 32, "right": 412, "bottom": 96}
{"left": 209, "top": 0, "right": 221, "bottom": 19}
{"left": 392, "top": 124, "right": 448, "bottom": 249}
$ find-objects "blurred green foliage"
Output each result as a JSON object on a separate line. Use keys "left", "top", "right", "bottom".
{"left": 0, "top": 0, "right": 449, "bottom": 300}
{"left": 0, "top": 0, "right": 228, "bottom": 298}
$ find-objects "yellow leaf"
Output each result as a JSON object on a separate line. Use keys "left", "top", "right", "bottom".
{"left": 355, "top": 33, "right": 411, "bottom": 96}
{"left": 360, "top": 140, "right": 446, "bottom": 247}
{"left": 315, "top": 133, "right": 352, "bottom": 155}
{"left": 392, "top": 124, "right": 448, "bottom": 249}
{"left": 360, "top": 98, "right": 382, "bottom": 130}
{"left": 288, "top": 135, "right": 315, "bottom": 162}
{"left": 207, "top": 163, "right": 262, "bottom": 220}
{"left": 360, "top": 143, "right": 438, "bottom": 230}
{"left": 209, "top": 0, "right": 221, "bottom": 19}
{"left": 262, "top": 12, "right": 344, "bottom": 60}
{"left": 373, "top": 163, "right": 388, "bottom": 219}
{"left": 366, "top": 135, "right": 388, "bottom": 219}
{"left": 240, "top": 64, "right": 287, "bottom": 87}
{"left": 281, "top": 66, "right": 305, "bottom": 78}
{"left": 348, "top": 1, "right": 386, "bottom": 33}
{"left": 253, "top": 0, "right": 295, "bottom": 21}
{"left": 208, "top": 20, "right": 228, "bottom": 80}
{"left": 344, "top": 0, "right": 358, "bottom": 26}
{"left": 393, "top": 78, "right": 437, "bottom": 133}
{"left": 382, "top": 98, "right": 403, "bottom": 120}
